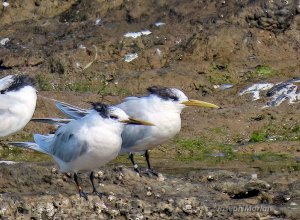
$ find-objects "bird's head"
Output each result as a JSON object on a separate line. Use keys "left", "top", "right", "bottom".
{"left": 0, "top": 75, "right": 36, "bottom": 94}
{"left": 91, "top": 102, "right": 154, "bottom": 126}
{"left": 147, "top": 86, "right": 219, "bottom": 111}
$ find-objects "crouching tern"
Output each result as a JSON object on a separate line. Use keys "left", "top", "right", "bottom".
{"left": 0, "top": 74, "right": 37, "bottom": 137}
{"left": 10, "top": 103, "right": 154, "bottom": 200}
{"left": 34, "top": 86, "right": 219, "bottom": 175}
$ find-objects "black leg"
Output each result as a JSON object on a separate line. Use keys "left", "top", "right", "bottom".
{"left": 144, "top": 150, "right": 159, "bottom": 177}
{"left": 145, "top": 150, "right": 152, "bottom": 170}
{"left": 89, "top": 171, "right": 105, "bottom": 198}
{"left": 129, "top": 152, "right": 140, "bottom": 174}
{"left": 74, "top": 173, "right": 88, "bottom": 200}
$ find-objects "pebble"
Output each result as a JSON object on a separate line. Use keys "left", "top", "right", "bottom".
{"left": 108, "top": 195, "right": 116, "bottom": 202}
{"left": 51, "top": 167, "right": 58, "bottom": 174}
{"left": 0, "top": 38, "right": 10, "bottom": 46}
{"left": 251, "top": 173, "right": 258, "bottom": 180}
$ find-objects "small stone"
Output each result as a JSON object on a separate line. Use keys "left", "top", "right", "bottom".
{"left": 146, "top": 191, "right": 152, "bottom": 196}
{"left": 207, "top": 175, "right": 214, "bottom": 181}
{"left": 207, "top": 211, "right": 213, "bottom": 217}
{"left": 108, "top": 195, "right": 116, "bottom": 202}
{"left": 51, "top": 167, "right": 58, "bottom": 174}
{"left": 157, "top": 173, "right": 165, "bottom": 181}
{"left": 168, "top": 199, "right": 174, "bottom": 204}
{"left": 95, "top": 171, "right": 104, "bottom": 178}
{"left": 183, "top": 204, "right": 193, "bottom": 213}
{"left": 270, "top": 209, "right": 280, "bottom": 215}
{"left": 136, "top": 213, "right": 144, "bottom": 220}
{"left": 62, "top": 175, "right": 68, "bottom": 181}
{"left": 251, "top": 173, "right": 258, "bottom": 180}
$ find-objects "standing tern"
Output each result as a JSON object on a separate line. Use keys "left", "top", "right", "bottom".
{"left": 0, "top": 74, "right": 37, "bottom": 137}
{"left": 34, "top": 86, "right": 219, "bottom": 175}
{"left": 10, "top": 103, "right": 154, "bottom": 200}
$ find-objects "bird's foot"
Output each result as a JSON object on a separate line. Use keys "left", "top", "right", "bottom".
{"left": 142, "top": 169, "right": 159, "bottom": 177}
{"left": 132, "top": 164, "right": 142, "bottom": 176}
{"left": 79, "top": 190, "right": 89, "bottom": 200}
{"left": 92, "top": 190, "right": 106, "bottom": 198}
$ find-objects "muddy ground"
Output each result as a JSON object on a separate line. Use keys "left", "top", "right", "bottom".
{"left": 0, "top": 0, "right": 300, "bottom": 219}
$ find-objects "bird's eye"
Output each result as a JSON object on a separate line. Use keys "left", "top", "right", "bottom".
{"left": 110, "top": 115, "right": 119, "bottom": 119}
{"left": 170, "top": 96, "right": 179, "bottom": 101}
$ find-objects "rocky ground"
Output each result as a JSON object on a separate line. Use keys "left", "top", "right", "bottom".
{"left": 0, "top": 0, "right": 300, "bottom": 219}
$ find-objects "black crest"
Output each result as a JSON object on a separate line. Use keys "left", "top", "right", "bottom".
{"left": 1, "top": 75, "right": 36, "bottom": 94}
{"left": 147, "top": 86, "right": 179, "bottom": 101}
{"left": 91, "top": 102, "right": 109, "bottom": 118}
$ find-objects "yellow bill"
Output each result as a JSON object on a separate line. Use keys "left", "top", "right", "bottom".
{"left": 181, "top": 99, "right": 219, "bottom": 108}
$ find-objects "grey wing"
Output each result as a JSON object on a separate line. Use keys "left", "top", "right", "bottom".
{"left": 51, "top": 131, "right": 88, "bottom": 163}
{"left": 34, "top": 124, "right": 88, "bottom": 163}
{"left": 117, "top": 97, "right": 151, "bottom": 151}
{"left": 56, "top": 101, "right": 91, "bottom": 119}
{"left": 116, "top": 96, "right": 146, "bottom": 118}
{"left": 31, "top": 118, "right": 73, "bottom": 127}
{"left": 121, "top": 124, "right": 149, "bottom": 150}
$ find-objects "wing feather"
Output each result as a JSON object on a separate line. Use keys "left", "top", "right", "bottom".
{"left": 56, "top": 101, "right": 90, "bottom": 119}
{"left": 34, "top": 120, "right": 88, "bottom": 163}
{"left": 117, "top": 97, "right": 151, "bottom": 151}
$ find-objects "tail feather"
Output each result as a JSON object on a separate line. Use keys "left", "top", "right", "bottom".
{"left": 56, "top": 101, "right": 90, "bottom": 119}
{"left": 9, "top": 142, "right": 49, "bottom": 155}
{"left": 34, "top": 134, "right": 54, "bottom": 147}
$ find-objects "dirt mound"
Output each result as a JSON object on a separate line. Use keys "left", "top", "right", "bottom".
{"left": 1, "top": 0, "right": 299, "bottom": 84}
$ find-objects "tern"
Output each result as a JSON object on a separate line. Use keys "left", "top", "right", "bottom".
{"left": 0, "top": 74, "right": 37, "bottom": 137}
{"left": 10, "top": 103, "right": 154, "bottom": 200}
{"left": 33, "top": 86, "right": 219, "bottom": 175}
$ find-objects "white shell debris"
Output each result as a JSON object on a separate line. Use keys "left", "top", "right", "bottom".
{"left": 239, "top": 83, "right": 274, "bottom": 100}
{"left": 154, "top": 22, "right": 166, "bottom": 27}
{"left": 0, "top": 160, "right": 18, "bottom": 165}
{"left": 75, "top": 62, "right": 81, "bottom": 68}
{"left": 251, "top": 173, "right": 258, "bottom": 180}
{"left": 156, "top": 48, "right": 162, "bottom": 56}
{"left": 124, "top": 53, "right": 138, "bottom": 62}
{"left": 2, "top": 1, "right": 9, "bottom": 7}
{"left": 78, "top": 44, "right": 86, "bottom": 49}
{"left": 213, "top": 84, "right": 234, "bottom": 90}
{"left": 239, "top": 78, "right": 300, "bottom": 107}
{"left": 0, "top": 38, "right": 10, "bottom": 46}
{"left": 123, "top": 30, "right": 152, "bottom": 38}
{"left": 95, "top": 18, "right": 101, "bottom": 25}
